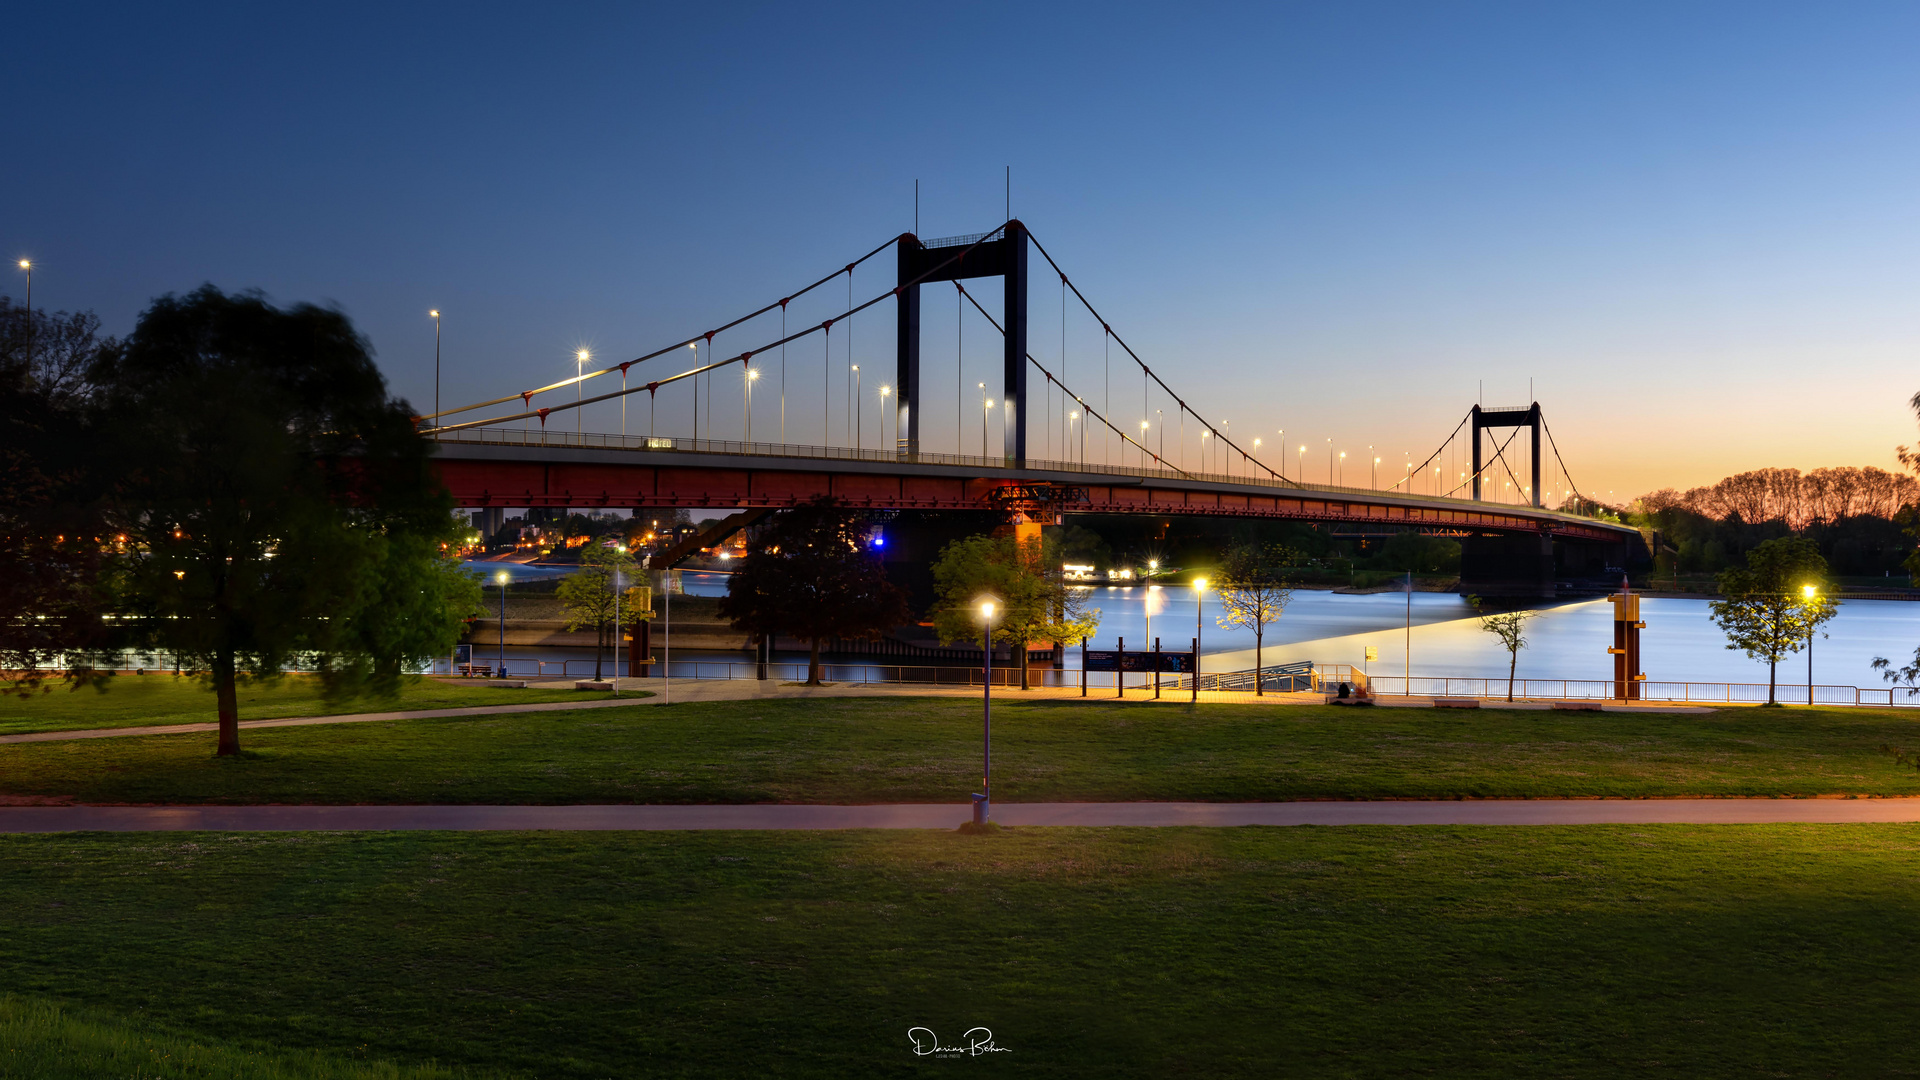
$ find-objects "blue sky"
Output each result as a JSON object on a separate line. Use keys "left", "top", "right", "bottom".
{"left": 8, "top": 1, "right": 1919, "bottom": 498}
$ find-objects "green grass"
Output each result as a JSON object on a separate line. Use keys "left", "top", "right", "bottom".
{"left": 6, "top": 825, "right": 1920, "bottom": 1077}
{"left": 5, "top": 698, "right": 1920, "bottom": 804}
{"left": 0, "top": 995, "right": 475, "bottom": 1079}
{"left": 0, "top": 674, "right": 615, "bottom": 737}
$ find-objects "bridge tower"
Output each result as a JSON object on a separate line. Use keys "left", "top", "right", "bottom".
{"left": 895, "top": 221, "right": 1029, "bottom": 466}
{"left": 1470, "top": 403, "right": 1542, "bottom": 507}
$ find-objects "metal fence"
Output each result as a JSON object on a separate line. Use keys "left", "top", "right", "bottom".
{"left": 64, "top": 651, "right": 1920, "bottom": 708}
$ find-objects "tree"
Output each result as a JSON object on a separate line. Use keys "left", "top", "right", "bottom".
{"left": 1214, "top": 544, "right": 1293, "bottom": 695}
{"left": 318, "top": 527, "right": 484, "bottom": 698}
{"left": 0, "top": 299, "right": 117, "bottom": 692}
{"left": 931, "top": 533, "right": 1100, "bottom": 690}
{"left": 717, "top": 497, "right": 909, "bottom": 685}
{"left": 1709, "top": 536, "right": 1838, "bottom": 705}
{"left": 90, "top": 287, "right": 469, "bottom": 754}
{"left": 558, "top": 541, "right": 638, "bottom": 678}
{"left": 1469, "top": 597, "right": 1535, "bottom": 702}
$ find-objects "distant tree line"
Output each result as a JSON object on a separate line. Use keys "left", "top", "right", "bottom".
{"left": 1639, "top": 467, "right": 1918, "bottom": 530}
{"left": 1632, "top": 466, "right": 1918, "bottom": 578}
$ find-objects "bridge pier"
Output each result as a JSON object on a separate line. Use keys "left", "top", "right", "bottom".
{"left": 1458, "top": 532, "right": 1555, "bottom": 601}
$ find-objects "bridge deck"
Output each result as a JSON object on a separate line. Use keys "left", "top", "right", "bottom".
{"left": 428, "top": 430, "right": 1637, "bottom": 542}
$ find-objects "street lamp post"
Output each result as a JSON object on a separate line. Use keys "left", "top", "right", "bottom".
{"left": 976, "top": 599, "right": 997, "bottom": 825}
{"left": 745, "top": 368, "right": 759, "bottom": 442}
{"left": 16, "top": 260, "right": 29, "bottom": 371}
{"left": 429, "top": 310, "right": 441, "bottom": 440}
{"left": 979, "top": 383, "right": 989, "bottom": 458}
{"left": 879, "top": 384, "right": 891, "bottom": 455}
{"left": 1803, "top": 584, "right": 1818, "bottom": 705}
{"left": 613, "top": 547, "right": 625, "bottom": 697}
{"left": 494, "top": 570, "right": 510, "bottom": 677}
{"left": 852, "top": 364, "right": 861, "bottom": 449}
{"left": 1191, "top": 577, "right": 1207, "bottom": 702}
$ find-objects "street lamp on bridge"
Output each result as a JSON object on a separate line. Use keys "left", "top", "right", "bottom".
{"left": 429, "top": 310, "right": 441, "bottom": 441}
{"left": 879, "top": 384, "right": 892, "bottom": 455}
{"left": 745, "top": 367, "right": 760, "bottom": 442}
{"left": 576, "top": 350, "right": 590, "bottom": 436}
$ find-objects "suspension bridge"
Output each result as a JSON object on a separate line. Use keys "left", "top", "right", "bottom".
{"left": 417, "top": 221, "right": 1645, "bottom": 597}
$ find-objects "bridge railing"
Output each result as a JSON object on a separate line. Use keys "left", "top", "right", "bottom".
{"left": 429, "top": 427, "right": 1618, "bottom": 526}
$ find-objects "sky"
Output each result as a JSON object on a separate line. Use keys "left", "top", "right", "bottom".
{"left": 8, "top": 1, "right": 1920, "bottom": 502}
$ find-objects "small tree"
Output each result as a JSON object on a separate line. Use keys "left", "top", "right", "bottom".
{"left": 931, "top": 533, "right": 1100, "bottom": 690}
{"left": 1709, "top": 536, "right": 1837, "bottom": 705}
{"left": 558, "top": 542, "right": 638, "bottom": 679}
{"left": 1214, "top": 544, "right": 1293, "bottom": 695}
{"left": 718, "top": 497, "right": 909, "bottom": 685}
{"left": 1470, "top": 597, "right": 1534, "bottom": 702}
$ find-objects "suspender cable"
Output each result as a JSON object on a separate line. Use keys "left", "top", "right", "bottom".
{"left": 419, "top": 234, "right": 898, "bottom": 427}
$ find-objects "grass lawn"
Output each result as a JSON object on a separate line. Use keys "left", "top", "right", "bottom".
{"left": 5, "top": 824, "right": 1920, "bottom": 1077}
{"left": 0, "top": 674, "right": 615, "bottom": 737}
{"left": 5, "top": 698, "right": 1920, "bottom": 804}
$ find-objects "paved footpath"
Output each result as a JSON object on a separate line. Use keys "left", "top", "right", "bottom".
{"left": 5, "top": 799, "right": 1920, "bottom": 833}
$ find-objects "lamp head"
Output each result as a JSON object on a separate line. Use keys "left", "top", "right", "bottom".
{"left": 16, "top": 259, "right": 27, "bottom": 270}
{"left": 495, "top": 570, "right": 510, "bottom": 585}
{"left": 980, "top": 599, "right": 997, "bottom": 620}
{"left": 577, "top": 350, "right": 590, "bottom": 362}
{"left": 1149, "top": 559, "right": 1158, "bottom": 569}
{"left": 1803, "top": 584, "right": 1818, "bottom": 597}
{"left": 1193, "top": 576, "right": 1208, "bottom": 593}
{"left": 429, "top": 309, "right": 439, "bottom": 318}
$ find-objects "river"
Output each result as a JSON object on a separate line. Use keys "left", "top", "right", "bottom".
{"left": 457, "top": 567, "right": 1920, "bottom": 692}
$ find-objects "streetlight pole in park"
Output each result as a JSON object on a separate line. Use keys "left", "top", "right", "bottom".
{"left": 16, "top": 259, "right": 30, "bottom": 370}
{"left": 1803, "top": 584, "right": 1818, "bottom": 705}
{"left": 429, "top": 310, "right": 442, "bottom": 440}
{"left": 494, "top": 570, "right": 510, "bottom": 677}
{"left": 612, "top": 547, "right": 625, "bottom": 698}
{"left": 975, "top": 599, "right": 998, "bottom": 826}
{"left": 1192, "top": 576, "right": 1207, "bottom": 702}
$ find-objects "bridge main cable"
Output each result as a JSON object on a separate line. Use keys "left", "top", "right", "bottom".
{"left": 1023, "top": 227, "right": 1286, "bottom": 484}
{"left": 430, "top": 226, "right": 1017, "bottom": 435}
{"left": 416, "top": 234, "right": 902, "bottom": 426}
{"left": 953, "top": 282, "right": 1190, "bottom": 478}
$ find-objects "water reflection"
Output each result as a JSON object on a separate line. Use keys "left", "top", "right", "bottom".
{"left": 466, "top": 565, "right": 1920, "bottom": 691}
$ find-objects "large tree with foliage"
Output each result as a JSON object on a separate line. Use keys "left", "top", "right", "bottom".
{"left": 1214, "top": 544, "right": 1293, "bottom": 695}
{"left": 1708, "top": 536, "right": 1837, "bottom": 705}
{"left": 718, "top": 497, "right": 909, "bottom": 685}
{"left": 0, "top": 298, "right": 117, "bottom": 691}
{"left": 558, "top": 541, "right": 639, "bottom": 679}
{"left": 931, "top": 532, "right": 1100, "bottom": 690}
{"left": 90, "top": 287, "right": 472, "bottom": 753}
